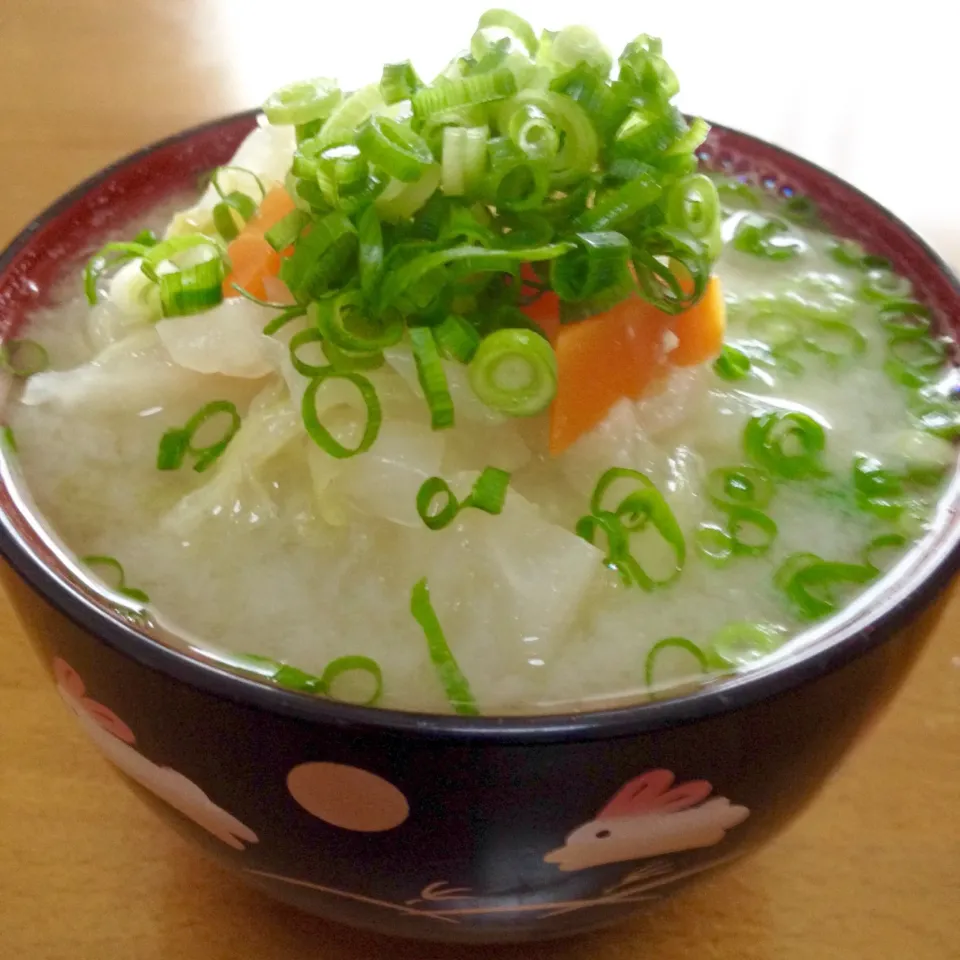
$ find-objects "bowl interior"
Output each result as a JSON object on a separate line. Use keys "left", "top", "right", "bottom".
{"left": 1, "top": 112, "right": 959, "bottom": 738}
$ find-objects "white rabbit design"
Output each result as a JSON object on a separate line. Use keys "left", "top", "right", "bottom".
{"left": 544, "top": 769, "right": 749, "bottom": 872}
{"left": 54, "top": 658, "right": 259, "bottom": 851}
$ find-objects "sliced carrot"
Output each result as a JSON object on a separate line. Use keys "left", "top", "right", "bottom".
{"left": 222, "top": 186, "right": 296, "bottom": 300}
{"left": 222, "top": 233, "right": 281, "bottom": 302}
{"left": 549, "top": 296, "right": 670, "bottom": 456}
{"left": 667, "top": 275, "right": 726, "bottom": 367}
{"left": 523, "top": 290, "right": 561, "bottom": 343}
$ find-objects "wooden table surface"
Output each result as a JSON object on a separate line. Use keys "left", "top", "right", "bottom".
{"left": 1, "top": 1, "right": 958, "bottom": 957}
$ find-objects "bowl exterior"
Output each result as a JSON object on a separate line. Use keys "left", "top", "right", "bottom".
{"left": 1, "top": 561, "right": 948, "bottom": 943}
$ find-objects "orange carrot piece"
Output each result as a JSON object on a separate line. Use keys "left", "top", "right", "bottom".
{"left": 222, "top": 187, "right": 295, "bottom": 299}
{"left": 667, "top": 276, "right": 726, "bottom": 367}
{"left": 549, "top": 296, "right": 670, "bottom": 456}
{"left": 522, "top": 291, "right": 561, "bottom": 343}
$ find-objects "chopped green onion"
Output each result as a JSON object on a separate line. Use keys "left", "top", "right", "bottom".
{"left": 82, "top": 555, "right": 150, "bottom": 604}
{"left": 265, "top": 209, "right": 310, "bottom": 252}
{"left": 263, "top": 77, "right": 342, "bottom": 125}
{"left": 861, "top": 267, "right": 912, "bottom": 303}
{"left": 707, "top": 622, "right": 781, "bottom": 669}
{"left": 357, "top": 205, "right": 385, "bottom": 300}
{"left": 410, "top": 327, "right": 455, "bottom": 429}
{"left": 1, "top": 425, "right": 16, "bottom": 453}
{"left": 158, "top": 258, "right": 225, "bottom": 317}
{"left": 733, "top": 213, "right": 804, "bottom": 261}
{"left": 713, "top": 345, "right": 751, "bottom": 381}
{"left": 476, "top": 8, "right": 539, "bottom": 57}
{"left": 315, "top": 290, "right": 404, "bottom": 353}
{"left": 157, "top": 400, "right": 241, "bottom": 473}
{"left": 1, "top": 339, "right": 49, "bottom": 378}
{"left": 413, "top": 68, "right": 517, "bottom": 120}
{"left": 435, "top": 314, "right": 481, "bottom": 363}
{"left": 588, "top": 466, "right": 655, "bottom": 519}
{"left": 319, "top": 655, "right": 383, "bottom": 705}
{"left": 664, "top": 173, "right": 722, "bottom": 260}
{"left": 133, "top": 229, "right": 158, "bottom": 247}
{"left": 707, "top": 466, "right": 774, "bottom": 509}
{"left": 380, "top": 61, "right": 422, "bottom": 104}
{"left": 280, "top": 210, "right": 358, "bottom": 300}
{"left": 724, "top": 506, "right": 778, "bottom": 556}
{"left": 376, "top": 166, "right": 442, "bottom": 222}
{"left": 694, "top": 524, "right": 735, "bottom": 566}
{"left": 357, "top": 116, "right": 435, "bottom": 183}
{"left": 575, "top": 173, "right": 661, "bottom": 232}
{"left": 862, "top": 532, "right": 908, "bottom": 572}
{"left": 644, "top": 637, "right": 708, "bottom": 689}
{"left": 211, "top": 166, "right": 266, "bottom": 204}
{"left": 908, "top": 389, "right": 960, "bottom": 439}
{"left": 139, "top": 234, "right": 224, "bottom": 283}
{"left": 463, "top": 466, "right": 511, "bottom": 514}
{"left": 410, "top": 578, "right": 479, "bottom": 715}
{"left": 714, "top": 176, "right": 760, "bottom": 211}
{"left": 301, "top": 370, "right": 382, "bottom": 458}
{"left": 744, "top": 411, "right": 827, "bottom": 480}
{"left": 507, "top": 105, "right": 559, "bottom": 161}
{"left": 416, "top": 477, "right": 460, "bottom": 530}
{"left": 852, "top": 455, "right": 905, "bottom": 519}
{"left": 631, "top": 227, "right": 709, "bottom": 315}
{"left": 263, "top": 305, "right": 308, "bottom": 336}
{"left": 550, "top": 230, "right": 632, "bottom": 303}
{"left": 827, "top": 238, "right": 867, "bottom": 268}
{"left": 322, "top": 340, "right": 385, "bottom": 371}
{"left": 803, "top": 319, "right": 866, "bottom": 364}
{"left": 84, "top": 240, "right": 151, "bottom": 305}
{"left": 877, "top": 299, "right": 931, "bottom": 338}
{"left": 773, "top": 551, "right": 822, "bottom": 591}
{"left": 781, "top": 194, "right": 819, "bottom": 226}
{"left": 468, "top": 328, "right": 557, "bottom": 416}
{"left": 883, "top": 334, "right": 947, "bottom": 387}
{"left": 288, "top": 327, "right": 330, "bottom": 377}
{"left": 747, "top": 310, "right": 803, "bottom": 351}
{"left": 778, "top": 558, "right": 877, "bottom": 620}
{"left": 440, "top": 125, "right": 489, "bottom": 197}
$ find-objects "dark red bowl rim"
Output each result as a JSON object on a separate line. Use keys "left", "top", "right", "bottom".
{"left": 1, "top": 109, "right": 959, "bottom": 744}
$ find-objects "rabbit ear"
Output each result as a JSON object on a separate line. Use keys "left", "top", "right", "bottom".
{"left": 82, "top": 700, "right": 137, "bottom": 744}
{"left": 598, "top": 770, "right": 714, "bottom": 818}
{"left": 598, "top": 769, "right": 677, "bottom": 818}
{"left": 655, "top": 779, "right": 712, "bottom": 813}
{"left": 53, "top": 657, "right": 85, "bottom": 700}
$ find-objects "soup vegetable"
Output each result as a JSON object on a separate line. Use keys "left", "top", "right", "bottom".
{"left": 3, "top": 11, "right": 958, "bottom": 714}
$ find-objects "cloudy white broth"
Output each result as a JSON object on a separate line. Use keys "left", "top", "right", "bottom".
{"left": 3, "top": 12, "right": 958, "bottom": 715}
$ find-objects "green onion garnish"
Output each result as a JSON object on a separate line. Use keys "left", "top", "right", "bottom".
{"left": 82, "top": 555, "right": 150, "bottom": 604}
{"left": 319, "top": 655, "right": 383, "bottom": 705}
{"left": 631, "top": 227, "right": 709, "bottom": 315}
{"left": 694, "top": 524, "right": 735, "bottom": 566}
{"left": 357, "top": 115, "right": 435, "bottom": 183}
{"left": 302, "top": 369, "right": 382, "bottom": 458}
{"left": 877, "top": 299, "right": 931, "bottom": 338}
{"left": 1, "top": 339, "right": 50, "bottom": 378}
{"left": 883, "top": 334, "right": 947, "bottom": 387}
{"left": 776, "top": 555, "right": 877, "bottom": 621}
{"left": 733, "top": 213, "right": 804, "bottom": 261}
{"left": 463, "top": 466, "right": 511, "bottom": 514}
{"left": 862, "top": 533, "right": 908, "bottom": 572}
{"left": 84, "top": 240, "right": 151, "bottom": 305}
{"left": 239, "top": 653, "right": 383, "bottom": 705}
{"left": 410, "top": 327, "right": 455, "bottom": 429}
{"left": 434, "top": 315, "right": 481, "bottom": 363}
{"left": 264, "top": 209, "right": 310, "bottom": 252}
{"left": 827, "top": 238, "right": 867, "bottom": 269}
{"left": 157, "top": 401, "right": 242, "bottom": 473}
{"left": 644, "top": 636, "right": 708, "bottom": 690}
{"left": 416, "top": 477, "right": 461, "bottom": 530}
{"left": 744, "top": 411, "right": 827, "bottom": 480}
{"left": 713, "top": 345, "right": 752, "bottom": 381}
{"left": 861, "top": 267, "right": 912, "bottom": 304}
{"left": 410, "top": 577, "right": 479, "bottom": 716}
{"left": 781, "top": 194, "right": 819, "bottom": 226}
{"left": 380, "top": 61, "right": 422, "bottom": 105}
{"left": 263, "top": 77, "right": 342, "bottom": 126}
{"left": 707, "top": 466, "right": 774, "bottom": 509}
{"left": 577, "top": 467, "right": 686, "bottom": 589}
{"left": 550, "top": 230, "right": 632, "bottom": 302}
{"left": 158, "top": 258, "right": 225, "bottom": 317}
{"left": 468, "top": 328, "right": 557, "bottom": 416}
{"left": 706, "top": 622, "right": 781, "bottom": 669}
{"left": 2, "top": 425, "right": 17, "bottom": 453}
{"left": 263, "top": 305, "right": 308, "bottom": 336}
{"left": 803, "top": 319, "right": 866, "bottom": 364}
{"left": 664, "top": 172, "right": 722, "bottom": 259}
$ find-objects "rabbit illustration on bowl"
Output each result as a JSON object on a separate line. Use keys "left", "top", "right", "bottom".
{"left": 544, "top": 769, "right": 749, "bottom": 872}
{"left": 53, "top": 657, "right": 258, "bottom": 850}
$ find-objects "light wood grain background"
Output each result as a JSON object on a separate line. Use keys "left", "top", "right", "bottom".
{"left": 1, "top": 1, "right": 958, "bottom": 957}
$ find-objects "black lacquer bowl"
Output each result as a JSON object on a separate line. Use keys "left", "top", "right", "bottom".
{"left": 1, "top": 112, "right": 958, "bottom": 943}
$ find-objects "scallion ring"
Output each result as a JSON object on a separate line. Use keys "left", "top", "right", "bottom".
{"left": 263, "top": 77, "right": 342, "bottom": 125}
{"left": 733, "top": 213, "right": 804, "bottom": 261}
{"left": 707, "top": 466, "right": 774, "bottom": 509}
{"left": 318, "top": 655, "right": 383, "bottom": 706}
{"left": 410, "top": 327, "right": 455, "bottom": 430}
{"left": 416, "top": 477, "right": 460, "bottom": 530}
{"left": 707, "top": 621, "right": 781, "bottom": 669}
{"left": 468, "top": 328, "right": 557, "bottom": 417}
{"left": 744, "top": 411, "right": 827, "bottom": 480}
{"left": 356, "top": 116, "right": 435, "bottom": 184}
{"left": 695, "top": 524, "right": 735, "bottom": 566}
{"left": 82, "top": 555, "right": 150, "bottom": 604}
{"left": 301, "top": 370, "right": 382, "bottom": 459}
{"left": 861, "top": 267, "right": 912, "bottom": 304}
{"left": 644, "top": 637, "right": 709, "bottom": 690}
{"left": 883, "top": 334, "right": 948, "bottom": 387}
{"left": 156, "top": 400, "right": 241, "bottom": 473}
{"left": 713, "top": 345, "right": 751, "bottom": 381}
